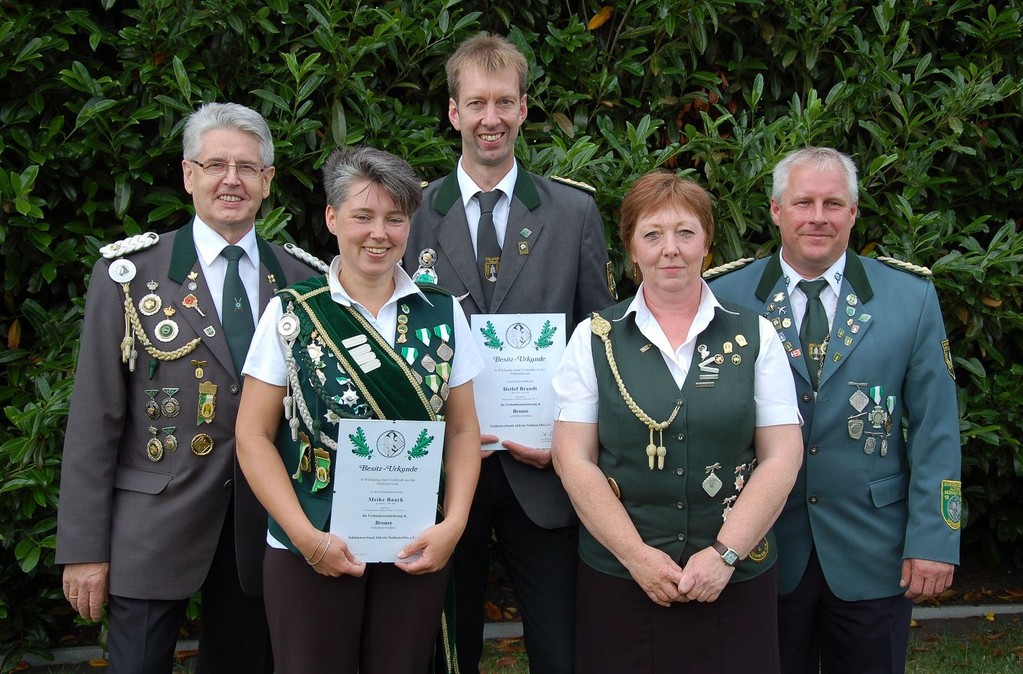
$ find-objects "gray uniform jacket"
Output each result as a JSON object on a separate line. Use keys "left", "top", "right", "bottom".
{"left": 404, "top": 168, "right": 614, "bottom": 528}
{"left": 56, "top": 221, "right": 320, "bottom": 599}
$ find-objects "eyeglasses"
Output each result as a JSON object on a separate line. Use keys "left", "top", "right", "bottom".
{"left": 189, "top": 159, "right": 266, "bottom": 180}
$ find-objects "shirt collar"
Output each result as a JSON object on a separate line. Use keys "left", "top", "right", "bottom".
{"left": 622, "top": 279, "right": 722, "bottom": 347}
{"left": 326, "top": 256, "right": 433, "bottom": 308}
{"left": 455, "top": 158, "right": 518, "bottom": 207}
{"left": 779, "top": 250, "right": 846, "bottom": 297}
{"left": 192, "top": 216, "right": 258, "bottom": 267}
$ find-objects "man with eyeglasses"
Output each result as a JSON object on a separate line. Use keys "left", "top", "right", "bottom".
{"left": 56, "top": 102, "right": 324, "bottom": 673}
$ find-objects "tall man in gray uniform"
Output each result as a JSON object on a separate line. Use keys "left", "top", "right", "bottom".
{"left": 707, "top": 147, "right": 961, "bottom": 674}
{"left": 403, "top": 33, "right": 614, "bottom": 674}
{"left": 56, "top": 102, "right": 324, "bottom": 673}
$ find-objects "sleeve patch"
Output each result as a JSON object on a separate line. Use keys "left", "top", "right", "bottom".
{"left": 941, "top": 339, "right": 955, "bottom": 381}
{"left": 942, "top": 480, "right": 962, "bottom": 530}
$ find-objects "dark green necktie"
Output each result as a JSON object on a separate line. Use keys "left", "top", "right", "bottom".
{"left": 220, "top": 245, "right": 255, "bottom": 377}
{"left": 475, "top": 190, "right": 503, "bottom": 312}
{"left": 799, "top": 279, "right": 830, "bottom": 389}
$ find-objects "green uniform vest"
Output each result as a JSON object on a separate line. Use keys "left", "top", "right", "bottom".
{"left": 266, "top": 275, "right": 456, "bottom": 555}
{"left": 582, "top": 299, "right": 776, "bottom": 583}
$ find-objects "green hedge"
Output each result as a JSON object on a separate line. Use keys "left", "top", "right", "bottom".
{"left": 1, "top": 0, "right": 1021, "bottom": 667}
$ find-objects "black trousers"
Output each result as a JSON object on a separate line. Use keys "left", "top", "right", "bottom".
{"left": 107, "top": 509, "right": 271, "bottom": 674}
{"left": 263, "top": 546, "right": 451, "bottom": 673}
{"left": 451, "top": 456, "right": 577, "bottom": 674}
{"left": 778, "top": 548, "right": 914, "bottom": 674}
{"left": 575, "top": 560, "right": 780, "bottom": 674}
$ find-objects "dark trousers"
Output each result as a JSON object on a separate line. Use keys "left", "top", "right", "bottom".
{"left": 452, "top": 456, "right": 577, "bottom": 674}
{"left": 107, "top": 510, "right": 271, "bottom": 674}
{"left": 575, "top": 560, "right": 780, "bottom": 674}
{"left": 778, "top": 548, "right": 914, "bottom": 674}
{"left": 263, "top": 546, "right": 451, "bottom": 673}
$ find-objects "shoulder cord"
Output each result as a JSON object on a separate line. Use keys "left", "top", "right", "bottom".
{"left": 590, "top": 313, "right": 681, "bottom": 470}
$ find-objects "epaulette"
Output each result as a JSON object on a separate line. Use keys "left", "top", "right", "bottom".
{"left": 99, "top": 232, "right": 160, "bottom": 259}
{"left": 702, "top": 257, "right": 755, "bottom": 280}
{"left": 415, "top": 282, "right": 453, "bottom": 297}
{"left": 550, "top": 175, "right": 596, "bottom": 194}
{"left": 877, "top": 256, "right": 932, "bottom": 277}
{"left": 283, "top": 243, "right": 330, "bottom": 275}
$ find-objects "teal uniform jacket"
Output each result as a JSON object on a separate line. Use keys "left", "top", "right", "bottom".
{"left": 582, "top": 299, "right": 776, "bottom": 583}
{"left": 708, "top": 252, "right": 961, "bottom": 601}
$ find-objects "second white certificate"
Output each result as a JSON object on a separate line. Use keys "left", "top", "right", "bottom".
{"left": 470, "top": 312, "right": 566, "bottom": 449}
{"left": 331, "top": 418, "right": 445, "bottom": 563}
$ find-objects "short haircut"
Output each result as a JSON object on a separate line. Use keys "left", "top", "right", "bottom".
{"left": 445, "top": 32, "right": 528, "bottom": 102}
{"left": 182, "top": 102, "right": 274, "bottom": 167}
{"left": 772, "top": 147, "right": 859, "bottom": 203}
{"left": 321, "top": 146, "right": 422, "bottom": 217}
{"left": 619, "top": 171, "right": 715, "bottom": 266}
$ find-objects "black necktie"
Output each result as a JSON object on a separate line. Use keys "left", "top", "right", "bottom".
{"left": 220, "top": 245, "right": 255, "bottom": 377}
{"left": 799, "top": 279, "right": 830, "bottom": 389}
{"left": 475, "top": 190, "right": 503, "bottom": 312}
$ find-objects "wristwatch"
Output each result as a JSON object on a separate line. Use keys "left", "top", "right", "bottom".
{"left": 712, "top": 540, "right": 739, "bottom": 567}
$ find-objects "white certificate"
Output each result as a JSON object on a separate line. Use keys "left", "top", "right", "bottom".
{"left": 331, "top": 418, "right": 445, "bottom": 563}
{"left": 470, "top": 312, "right": 566, "bottom": 449}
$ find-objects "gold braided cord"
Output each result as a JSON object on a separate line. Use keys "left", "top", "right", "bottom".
{"left": 590, "top": 313, "right": 680, "bottom": 431}
{"left": 121, "top": 283, "right": 201, "bottom": 360}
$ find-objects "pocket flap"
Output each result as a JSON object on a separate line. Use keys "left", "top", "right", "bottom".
{"left": 868, "top": 472, "right": 907, "bottom": 508}
{"left": 114, "top": 465, "right": 173, "bottom": 494}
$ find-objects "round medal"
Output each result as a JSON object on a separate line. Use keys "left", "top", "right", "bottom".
{"left": 155, "top": 319, "right": 179, "bottom": 343}
{"left": 191, "top": 433, "right": 214, "bottom": 456}
{"left": 107, "top": 259, "right": 137, "bottom": 283}
{"left": 161, "top": 396, "right": 181, "bottom": 418}
{"left": 145, "top": 399, "right": 161, "bottom": 419}
{"left": 139, "top": 294, "right": 162, "bottom": 316}
{"left": 277, "top": 313, "right": 300, "bottom": 339}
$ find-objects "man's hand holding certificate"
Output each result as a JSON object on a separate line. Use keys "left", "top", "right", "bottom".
{"left": 470, "top": 313, "right": 566, "bottom": 453}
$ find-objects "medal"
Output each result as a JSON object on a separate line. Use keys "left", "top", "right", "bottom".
{"left": 139, "top": 281, "right": 162, "bottom": 316}
{"left": 517, "top": 241, "right": 530, "bottom": 255}
{"left": 191, "top": 432, "right": 213, "bottom": 456}
{"left": 412, "top": 248, "right": 439, "bottom": 284}
{"left": 848, "top": 417, "right": 864, "bottom": 440}
{"left": 312, "top": 448, "right": 331, "bottom": 492}
{"left": 191, "top": 359, "right": 206, "bottom": 379}
{"left": 147, "top": 426, "right": 164, "bottom": 462}
{"left": 160, "top": 388, "right": 180, "bottom": 417}
{"left": 396, "top": 314, "right": 408, "bottom": 344}
{"left": 154, "top": 319, "right": 178, "bottom": 343}
{"left": 162, "top": 426, "right": 178, "bottom": 452}
{"left": 108, "top": 259, "right": 137, "bottom": 283}
{"left": 703, "top": 463, "right": 723, "bottom": 497}
{"left": 145, "top": 389, "right": 161, "bottom": 419}
{"left": 723, "top": 341, "right": 733, "bottom": 354}
{"left": 864, "top": 436, "right": 877, "bottom": 454}
{"left": 197, "top": 381, "right": 217, "bottom": 425}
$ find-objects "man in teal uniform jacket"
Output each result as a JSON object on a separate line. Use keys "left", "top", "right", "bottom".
{"left": 707, "top": 147, "right": 961, "bottom": 674}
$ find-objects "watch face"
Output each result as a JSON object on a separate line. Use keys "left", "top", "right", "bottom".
{"left": 723, "top": 549, "right": 739, "bottom": 566}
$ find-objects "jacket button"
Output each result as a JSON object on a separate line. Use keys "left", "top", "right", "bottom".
{"left": 676, "top": 433, "right": 686, "bottom": 442}
{"left": 801, "top": 393, "right": 813, "bottom": 403}
{"left": 677, "top": 533, "right": 686, "bottom": 542}
{"left": 676, "top": 468, "right": 685, "bottom": 477}
{"left": 809, "top": 445, "right": 820, "bottom": 455}
{"left": 229, "top": 384, "right": 240, "bottom": 394}
{"left": 809, "top": 495, "right": 819, "bottom": 504}
{"left": 675, "top": 501, "right": 686, "bottom": 510}
{"left": 224, "top": 479, "right": 234, "bottom": 489}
